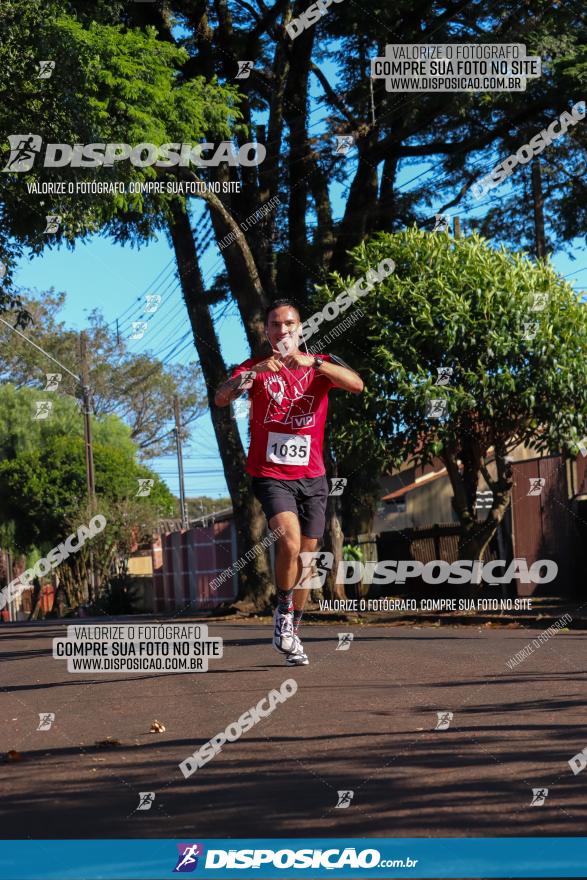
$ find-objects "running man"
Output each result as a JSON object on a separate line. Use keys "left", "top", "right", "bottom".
{"left": 215, "top": 299, "right": 364, "bottom": 666}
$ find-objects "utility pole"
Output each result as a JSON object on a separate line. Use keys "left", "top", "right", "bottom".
{"left": 174, "top": 395, "right": 189, "bottom": 529}
{"left": 79, "top": 332, "right": 96, "bottom": 507}
{"left": 80, "top": 332, "right": 96, "bottom": 602}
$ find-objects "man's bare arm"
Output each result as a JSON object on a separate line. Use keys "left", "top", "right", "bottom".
{"left": 214, "top": 356, "right": 284, "bottom": 407}
{"left": 316, "top": 358, "right": 364, "bottom": 394}
{"left": 214, "top": 373, "right": 252, "bottom": 408}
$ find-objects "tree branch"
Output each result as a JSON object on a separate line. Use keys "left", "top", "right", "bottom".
{"left": 310, "top": 63, "right": 360, "bottom": 129}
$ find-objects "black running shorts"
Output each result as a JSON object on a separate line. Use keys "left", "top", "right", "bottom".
{"left": 251, "top": 475, "right": 329, "bottom": 538}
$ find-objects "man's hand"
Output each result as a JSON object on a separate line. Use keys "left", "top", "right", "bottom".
{"left": 252, "top": 355, "right": 284, "bottom": 374}
{"left": 279, "top": 351, "right": 315, "bottom": 369}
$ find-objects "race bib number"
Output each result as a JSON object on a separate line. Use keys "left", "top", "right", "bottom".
{"left": 266, "top": 432, "right": 311, "bottom": 466}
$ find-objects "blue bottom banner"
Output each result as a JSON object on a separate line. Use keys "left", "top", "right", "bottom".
{"left": 2, "top": 838, "right": 587, "bottom": 879}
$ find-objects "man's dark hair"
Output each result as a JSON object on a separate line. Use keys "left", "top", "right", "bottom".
{"left": 264, "top": 298, "right": 302, "bottom": 324}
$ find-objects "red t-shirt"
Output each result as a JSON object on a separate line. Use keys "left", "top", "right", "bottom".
{"left": 230, "top": 356, "right": 334, "bottom": 479}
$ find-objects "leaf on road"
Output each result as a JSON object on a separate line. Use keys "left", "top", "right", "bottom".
{"left": 149, "top": 720, "right": 166, "bottom": 733}
{"left": 4, "top": 750, "right": 24, "bottom": 762}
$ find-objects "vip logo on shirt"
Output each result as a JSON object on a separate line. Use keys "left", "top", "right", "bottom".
{"left": 292, "top": 413, "right": 315, "bottom": 428}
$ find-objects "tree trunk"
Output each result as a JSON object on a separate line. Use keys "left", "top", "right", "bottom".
{"left": 331, "top": 148, "right": 379, "bottom": 272}
{"left": 375, "top": 155, "right": 399, "bottom": 233}
{"left": 443, "top": 446, "right": 514, "bottom": 591}
{"left": 168, "top": 200, "right": 274, "bottom": 609}
{"left": 531, "top": 158, "right": 546, "bottom": 260}
{"left": 282, "top": 21, "right": 315, "bottom": 303}
{"left": 27, "top": 579, "right": 43, "bottom": 620}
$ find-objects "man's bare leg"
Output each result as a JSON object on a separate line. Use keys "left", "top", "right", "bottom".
{"left": 268, "top": 513, "right": 316, "bottom": 662}
{"left": 269, "top": 511, "right": 301, "bottom": 591}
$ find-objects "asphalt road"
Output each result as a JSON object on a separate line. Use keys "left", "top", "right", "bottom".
{"left": 1, "top": 620, "right": 586, "bottom": 839}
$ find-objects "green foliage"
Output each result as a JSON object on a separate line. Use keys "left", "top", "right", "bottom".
{"left": 0, "top": 385, "right": 174, "bottom": 553}
{"left": 186, "top": 496, "right": 232, "bottom": 517}
{"left": 0, "top": 383, "right": 134, "bottom": 459}
{"left": 0, "top": 0, "right": 243, "bottom": 259}
{"left": 342, "top": 544, "right": 365, "bottom": 562}
{"left": 0, "top": 292, "right": 206, "bottom": 456}
{"left": 318, "top": 228, "right": 587, "bottom": 513}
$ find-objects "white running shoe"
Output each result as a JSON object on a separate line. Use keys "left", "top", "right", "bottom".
{"left": 286, "top": 636, "right": 309, "bottom": 666}
{"left": 273, "top": 608, "right": 295, "bottom": 654}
